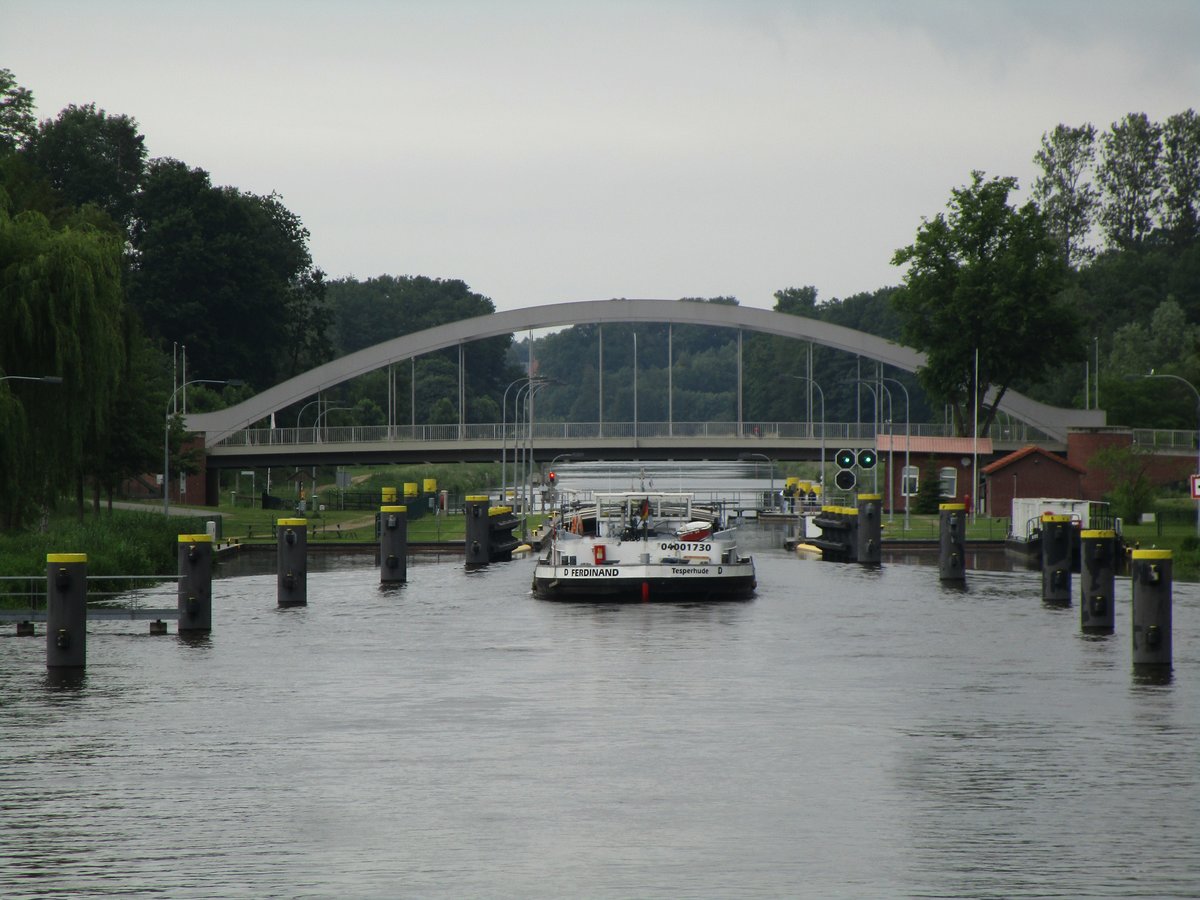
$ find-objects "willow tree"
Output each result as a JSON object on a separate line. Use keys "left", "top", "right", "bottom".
{"left": 891, "top": 171, "right": 1079, "bottom": 437}
{"left": 0, "top": 204, "right": 125, "bottom": 528}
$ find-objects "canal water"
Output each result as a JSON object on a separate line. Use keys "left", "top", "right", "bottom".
{"left": 1, "top": 528, "right": 1198, "bottom": 898}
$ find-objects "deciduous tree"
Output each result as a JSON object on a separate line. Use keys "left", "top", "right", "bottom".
{"left": 891, "top": 171, "right": 1077, "bottom": 436}
{"left": 0, "top": 68, "right": 36, "bottom": 154}
{"left": 1032, "top": 123, "right": 1098, "bottom": 267}
{"left": 26, "top": 103, "right": 146, "bottom": 226}
{"left": 1097, "top": 112, "right": 1163, "bottom": 249}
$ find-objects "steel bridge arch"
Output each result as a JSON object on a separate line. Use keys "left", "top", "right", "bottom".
{"left": 186, "top": 298, "right": 1104, "bottom": 444}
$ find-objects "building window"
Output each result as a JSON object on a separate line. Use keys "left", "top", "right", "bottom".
{"left": 901, "top": 465, "right": 919, "bottom": 497}
{"left": 939, "top": 467, "right": 957, "bottom": 498}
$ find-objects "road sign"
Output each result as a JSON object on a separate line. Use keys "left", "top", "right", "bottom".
{"left": 1190, "top": 474, "right": 1200, "bottom": 500}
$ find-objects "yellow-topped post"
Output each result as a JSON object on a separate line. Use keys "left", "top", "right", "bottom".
{"left": 1080, "top": 529, "right": 1116, "bottom": 633}
{"left": 1131, "top": 549, "right": 1172, "bottom": 671}
{"left": 938, "top": 502, "right": 966, "bottom": 582}
{"left": 46, "top": 552, "right": 87, "bottom": 669}
{"left": 379, "top": 504, "right": 408, "bottom": 584}
{"left": 277, "top": 517, "right": 308, "bottom": 607}
{"left": 856, "top": 493, "right": 882, "bottom": 565}
{"left": 177, "top": 533, "right": 214, "bottom": 634}
{"left": 1040, "top": 513, "right": 1074, "bottom": 605}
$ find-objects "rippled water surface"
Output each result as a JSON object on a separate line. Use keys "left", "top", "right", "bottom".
{"left": 2, "top": 532, "right": 1198, "bottom": 898}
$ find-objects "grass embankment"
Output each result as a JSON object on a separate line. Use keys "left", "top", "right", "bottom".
{"left": 0, "top": 510, "right": 214, "bottom": 606}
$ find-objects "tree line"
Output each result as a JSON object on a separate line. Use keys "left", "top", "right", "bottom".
{"left": 2, "top": 61, "right": 1196, "bottom": 527}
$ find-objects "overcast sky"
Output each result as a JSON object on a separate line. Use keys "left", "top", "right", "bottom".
{"left": 6, "top": 1, "right": 1198, "bottom": 312}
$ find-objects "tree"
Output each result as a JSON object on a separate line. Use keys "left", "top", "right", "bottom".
{"left": 25, "top": 103, "right": 147, "bottom": 226}
{"left": 1160, "top": 108, "right": 1200, "bottom": 246}
{"left": 913, "top": 457, "right": 945, "bottom": 514}
{"left": 891, "top": 171, "right": 1077, "bottom": 436}
{"left": 1097, "top": 112, "right": 1163, "bottom": 250}
{"left": 0, "top": 69, "right": 36, "bottom": 154}
{"left": 128, "top": 159, "right": 330, "bottom": 390}
{"left": 1089, "top": 445, "right": 1155, "bottom": 521}
{"left": 1032, "top": 123, "right": 1098, "bottom": 267}
{"left": 0, "top": 207, "right": 125, "bottom": 527}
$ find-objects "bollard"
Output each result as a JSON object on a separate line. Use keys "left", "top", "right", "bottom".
{"left": 856, "top": 494, "right": 882, "bottom": 566}
{"left": 1080, "top": 530, "right": 1116, "bottom": 634}
{"left": 1041, "top": 514, "right": 1073, "bottom": 605}
{"left": 938, "top": 503, "right": 966, "bottom": 582}
{"left": 379, "top": 504, "right": 408, "bottom": 584}
{"left": 177, "top": 533, "right": 214, "bottom": 633}
{"left": 464, "top": 495, "right": 491, "bottom": 567}
{"left": 1131, "top": 549, "right": 1172, "bottom": 670}
{"left": 46, "top": 553, "right": 87, "bottom": 669}
{"left": 277, "top": 517, "right": 308, "bottom": 607}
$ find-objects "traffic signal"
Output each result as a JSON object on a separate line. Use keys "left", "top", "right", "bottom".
{"left": 547, "top": 471, "right": 556, "bottom": 485}
{"left": 834, "top": 469, "right": 857, "bottom": 491}
{"left": 835, "top": 448, "right": 856, "bottom": 469}
{"left": 857, "top": 448, "right": 877, "bottom": 469}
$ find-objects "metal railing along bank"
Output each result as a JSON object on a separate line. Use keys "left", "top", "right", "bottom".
{"left": 213, "top": 420, "right": 1056, "bottom": 448}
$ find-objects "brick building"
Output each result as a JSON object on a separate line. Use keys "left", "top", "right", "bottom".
{"left": 981, "top": 445, "right": 1085, "bottom": 519}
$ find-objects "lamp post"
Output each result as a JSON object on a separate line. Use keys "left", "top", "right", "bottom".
{"left": 880, "top": 377, "right": 912, "bottom": 533}
{"left": 855, "top": 380, "right": 891, "bottom": 499}
{"left": 164, "top": 379, "right": 239, "bottom": 515}
{"left": 501, "top": 376, "right": 546, "bottom": 505}
{"left": 738, "top": 452, "right": 775, "bottom": 511}
{"left": 786, "top": 375, "right": 826, "bottom": 500}
{"left": 1136, "top": 372, "right": 1200, "bottom": 535}
{"left": 521, "top": 380, "right": 555, "bottom": 528}
{"left": 546, "top": 452, "right": 585, "bottom": 511}
{"left": 0, "top": 374, "right": 64, "bottom": 385}
{"left": 314, "top": 406, "right": 353, "bottom": 443}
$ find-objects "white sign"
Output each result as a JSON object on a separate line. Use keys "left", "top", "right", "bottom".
{"left": 1191, "top": 474, "right": 1200, "bottom": 500}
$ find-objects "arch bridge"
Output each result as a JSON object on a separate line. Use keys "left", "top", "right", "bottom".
{"left": 188, "top": 298, "right": 1104, "bottom": 470}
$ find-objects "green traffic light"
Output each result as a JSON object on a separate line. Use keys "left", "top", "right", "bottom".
{"left": 835, "top": 449, "right": 856, "bottom": 469}
{"left": 857, "top": 449, "right": 877, "bottom": 469}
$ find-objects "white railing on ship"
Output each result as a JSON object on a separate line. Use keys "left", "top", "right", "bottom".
{"left": 212, "top": 420, "right": 1055, "bottom": 448}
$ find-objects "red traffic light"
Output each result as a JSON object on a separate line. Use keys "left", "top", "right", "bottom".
{"left": 548, "top": 471, "right": 556, "bottom": 484}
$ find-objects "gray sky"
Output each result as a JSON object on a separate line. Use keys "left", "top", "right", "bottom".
{"left": 5, "top": 1, "right": 1198, "bottom": 311}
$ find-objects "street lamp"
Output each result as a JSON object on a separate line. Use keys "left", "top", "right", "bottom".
{"left": 0, "top": 374, "right": 64, "bottom": 385}
{"left": 786, "top": 375, "right": 826, "bottom": 500}
{"left": 880, "top": 377, "right": 912, "bottom": 532}
{"left": 501, "top": 376, "right": 547, "bottom": 505}
{"left": 738, "top": 452, "right": 775, "bottom": 512}
{"left": 164, "top": 378, "right": 241, "bottom": 515}
{"left": 521, "top": 379, "right": 556, "bottom": 528}
{"left": 545, "top": 452, "right": 585, "bottom": 511}
{"left": 314, "top": 405, "right": 353, "bottom": 442}
{"left": 1134, "top": 372, "right": 1200, "bottom": 535}
{"left": 855, "top": 380, "right": 891, "bottom": 498}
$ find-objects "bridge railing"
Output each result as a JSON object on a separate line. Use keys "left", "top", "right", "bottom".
{"left": 1131, "top": 429, "right": 1197, "bottom": 451}
{"left": 212, "top": 419, "right": 1056, "bottom": 448}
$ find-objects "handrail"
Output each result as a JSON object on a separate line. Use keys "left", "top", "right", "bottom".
{"left": 210, "top": 419, "right": 1059, "bottom": 448}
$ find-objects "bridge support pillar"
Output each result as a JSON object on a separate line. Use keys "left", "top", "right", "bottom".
{"left": 46, "top": 553, "right": 87, "bottom": 670}
{"left": 1041, "top": 514, "right": 1073, "bottom": 605}
{"left": 277, "top": 518, "right": 308, "bottom": 607}
{"left": 1080, "top": 530, "right": 1116, "bottom": 634}
{"left": 379, "top": 505, "right": 408, "bottom": 584}
{"left": 178, "top": 533, "right": 214, "bottom": 633}
{"left": 938, "top": 503, "right": 965, "bottom": 582}
{"left": 1131, "top": 549, "right": 1172, "bottom": 673}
